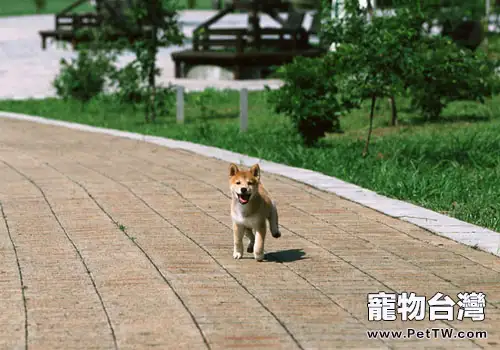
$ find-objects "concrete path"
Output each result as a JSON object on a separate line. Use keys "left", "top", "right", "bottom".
{"left": 1, "top": 117, "right": 500, "bottom": 349}
{"left": 0, "top": 11, "right": 292, "bottom": 99}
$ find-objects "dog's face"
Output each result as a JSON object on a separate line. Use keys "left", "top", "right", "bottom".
{"left": 229, "top": 163, "right": 260, "bottom": 205}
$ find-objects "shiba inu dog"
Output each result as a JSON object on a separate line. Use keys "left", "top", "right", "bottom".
{"left": 229, "top": 163, "right": 281, "bottom": 261}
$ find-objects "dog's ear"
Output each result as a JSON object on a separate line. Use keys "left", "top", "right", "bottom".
{"left": 250, "top": 163, "right": 260, "bottom": 180}
{"left": 229, "top": 163, "right": 239, "bottom": 177}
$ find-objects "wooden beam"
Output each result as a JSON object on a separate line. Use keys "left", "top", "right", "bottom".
{"left": 193, "top": 4, "right": 234, "bottom": 34}
{"left": 59, "top": 0, "right": 89, "bottom": 15}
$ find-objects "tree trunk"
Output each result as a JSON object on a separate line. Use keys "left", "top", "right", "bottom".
{"left": 390, "top": 95, "right": 398, "bottom": 126}
{"left": 143, "top": 0, "right": 159, "bottom": 123}
{"left": 34, "top": 0, "right": 46, "bottom": 13}
{"left": 148, "top": 61, "right": 156, "bottom": 123}
{"left": 362, "top": 95, "right": 377, "bottom": 157}
{"left": 144, "top": 101, "right": 150, "bottom": 123}
{"left": 147, "top": 29, "right": 157, "bottom": 123}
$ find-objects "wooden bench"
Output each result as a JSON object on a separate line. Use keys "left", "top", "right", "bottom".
{"left": 171, "top": 47, "right": 325, "bottom": 79}
{"left": 39, "top": 28, "right": 156, "bottom": 50}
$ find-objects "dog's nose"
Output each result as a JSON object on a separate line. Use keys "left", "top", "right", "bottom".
{"left": 240, "top": 187, "right": 247, "bottom": 193}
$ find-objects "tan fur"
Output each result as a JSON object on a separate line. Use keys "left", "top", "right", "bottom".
{"left": 229, "top": 163, "right": 281, "bottom": 261}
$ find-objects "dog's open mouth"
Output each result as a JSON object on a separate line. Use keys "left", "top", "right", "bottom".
{"left": 237, "top": 193, "right": 251, "bottom": 204}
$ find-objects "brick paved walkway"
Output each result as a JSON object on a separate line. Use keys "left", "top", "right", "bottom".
{"left": 0, "top": 117, "right": 499, "bottom": 350}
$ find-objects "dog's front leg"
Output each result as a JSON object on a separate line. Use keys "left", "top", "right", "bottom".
{"left": 233, "top": 223, "right": 245, "bottom": 259}
{"left": 244, "top": 228, "right": 255, "bottom": 253}
{"left": 253, "top": 224, "right": 267, "bottom": 262}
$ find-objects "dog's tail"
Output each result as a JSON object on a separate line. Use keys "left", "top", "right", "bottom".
{"left": 269, "top": 200, "right": 281, "bottom": 238}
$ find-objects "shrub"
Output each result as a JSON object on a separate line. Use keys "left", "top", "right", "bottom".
{"left": 267, "top": 55, "right": 350, "bottom": 146}
{"left": 111, "top": 61, "right": 175, "bottom": 114}
{"left": 110, "top": 61, "right": 145, "bottom": 104}
{"left": 407, "top": 36, "right": 500, "bottom": 120}
{"left": 53, "top": 50, "right": 114, "bottom": 102}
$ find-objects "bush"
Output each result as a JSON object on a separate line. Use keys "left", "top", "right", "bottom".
{"left": 267, "top": 55, "right": 350, "bottom": 146}
{"left": 53, "top": 50, "right": 114, "bottom": 102}
{"left": 109, "top": 61, "right": 175, "bottom": 116}
{"left": 407, "top": 37, "right": 500, "bottom": 120}
{"left": 110, "top": 61, "right": 144, "bottom": 104}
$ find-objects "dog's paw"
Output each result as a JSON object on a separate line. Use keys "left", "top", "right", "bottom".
{"left": 271, "top": 230, "right": 281, "bottom": 238}
{"left": 254, "top": 252, "right": 265, "bottom": 262}
{"left": 233, "top": 251, "right": 243, "bottom": 259}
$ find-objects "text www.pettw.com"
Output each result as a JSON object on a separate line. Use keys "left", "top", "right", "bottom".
{"left": 366, "top": 328, "right": 488, "bottom": 340}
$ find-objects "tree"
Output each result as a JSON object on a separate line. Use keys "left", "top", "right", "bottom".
{"left": 86, "top": 0, "right": 184, "bottom": 122}
{"left": 321, "top": 0, "right": 498, "bottom": 156}
{"left": 323, "top": 0, "right": 423, "bottom": 156}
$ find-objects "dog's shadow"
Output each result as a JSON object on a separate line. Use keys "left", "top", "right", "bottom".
{"left": 265, "top": 249, "right": 307, "bottom": 263}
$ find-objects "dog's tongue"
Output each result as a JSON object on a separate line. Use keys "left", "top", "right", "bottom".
{"left": 239, "top": 196, "right": 249, "bottom": 204}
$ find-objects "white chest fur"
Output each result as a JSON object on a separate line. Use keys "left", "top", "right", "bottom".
{"left": 231, "top": 205, "right": 265, "bottom": 229}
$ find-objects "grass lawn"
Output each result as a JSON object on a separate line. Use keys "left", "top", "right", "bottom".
{"left": 0, "top": 91, "right": 499, "bottom": 233}
{"left": 0, "top": 0, "right": 214, "bottom": 17}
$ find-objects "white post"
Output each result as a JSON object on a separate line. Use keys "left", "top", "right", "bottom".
{"left": 240, "top": 88, "right": 248, "bottom": 132}
{"left": 176, "top": 86, "right": 184, "bottom": 124}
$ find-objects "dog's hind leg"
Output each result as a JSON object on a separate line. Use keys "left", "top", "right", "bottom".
{"left": 269, "top": 200, "right": 281, "bottom": 238}
{"left": 245, "top": 228, "right": 255, "bottom": 253}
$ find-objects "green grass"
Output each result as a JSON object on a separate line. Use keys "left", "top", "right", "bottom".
{"left": 0, "top": 91, "right": 499, "bottom": 233}
{"left": 0, "top": 0, "right": 215, "bottom": 17}
{"left": 0, "top": 0, "right": 92, "bottom": 16}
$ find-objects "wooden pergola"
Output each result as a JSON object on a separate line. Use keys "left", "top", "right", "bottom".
{"left": 38, "top": 0, "right": 163, "bottom": 49}
{"left": 171, "top": 0, "right": 326, "bottom": 79}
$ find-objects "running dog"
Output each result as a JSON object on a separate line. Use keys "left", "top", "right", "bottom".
{"left": 229, "top": 163, "right": 281, "bottom": 261}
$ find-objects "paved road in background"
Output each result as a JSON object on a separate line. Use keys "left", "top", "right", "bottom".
{"left": 0, "top": 11, "right": 292, "bottom": 98}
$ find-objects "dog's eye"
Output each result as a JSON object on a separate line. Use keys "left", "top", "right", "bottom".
{"left": 248, "top": 181, "right": 253, "bottom": 185}
{"left": 236, "top": 181, "right": 241, "bottom": 185}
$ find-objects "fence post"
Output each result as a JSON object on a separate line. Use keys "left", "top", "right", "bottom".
{"left": 176, "top": 85, "right": 184, "bottom": 124}
{"left": 240, "top": 88, "right": 248, "bottom": 132}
